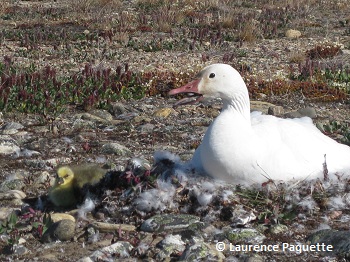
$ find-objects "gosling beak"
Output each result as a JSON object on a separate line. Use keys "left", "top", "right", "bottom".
{"left": 57, "top": 177, "right": 65, "bottom": 185}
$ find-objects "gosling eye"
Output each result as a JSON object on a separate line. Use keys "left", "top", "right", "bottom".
{"left": 209, "top": 73, "right": 215, "bottom": 78}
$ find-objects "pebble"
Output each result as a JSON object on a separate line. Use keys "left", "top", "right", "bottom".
{"left": 91, "top": 222, "right": 136, "bottom": 233}
{"left": 72, "top": 118, "right": 96, "bottom": 129}
{"left": 285, "top": 29, "right": 302, "bottom": 39}
{"left": 12, "top": 244, "right": 29, "bottom": 256}
{"left": 231, "top": 209, "right": 257, "bottom": 227}
{"left": 297, "top": 106, "right": 317, "bottom": 118}
{"left": 307, "top": 229, "right": 350, "bottom": 258}
{"left": 89, "top": 241, "right": 133, "bottom": 261}
{"left": 285, "top": 107, "right": 317, "bottom": 118}
{"left": 0, "top": 207, "right": 18, "bottom": 220}
{"left": 250, "top": 101, "right": 277, "bottom": 114}
{"left": 153, "top": 107, "right": 174, "bottom": 118}
{"left": 156, "top": 234, "right": 186, "bottom": 260}
{"left": 1, "top": 122, "right": 24, "bottom": 135}
{"left": 101, "top": 142, "right": 131, "bottom": 156}
{"left": 33, "top": 171, "right": 53, "bottom": 186}
{"left": 77, "top": 257, "right": 93, "bottom": 262}
{"left": 267, "top": 106, "right": 284, "bottom": 116}
{"left": 90, "top": 109, "right": 114, "bottom": 121}
{"left": 137, "top": 123, "right": 155, "bottom": 133}
{"left": 0, "top": 190, "right": 26, "bottom": 200}
{"left": 140, "top": 214, "right": 200, "bottom": 233}
{"left": 0, "top": 179, "right": 26, "bottom": 191}
{"left": 179, "top": 241, "right": 225, "bottom": 261}
{"left": 269, "top": 224, "right": 288, "bottom": 234}
{"left": 0, "top": 135, "right": 20, "bottom": 155}
{"left": 81, "top": 113, "right": 109, "bottom": 124}
{"left": 224, "top": 228, "right": 266, "bottom": 244}
{"left": 41, "top": 219, "right": 76, "bottom": 243}
{"left": 132, "top": 115, "right": 152, "bottom": 123}
{"left": 108, "top": 102, "right": 129, "bottom": 116}
{"left": 50, "top": 213, "right": 76, "bottom": 223}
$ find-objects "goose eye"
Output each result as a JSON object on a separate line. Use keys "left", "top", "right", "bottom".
{"left": 209, "top": 73, "right": 215, "bottom": 78}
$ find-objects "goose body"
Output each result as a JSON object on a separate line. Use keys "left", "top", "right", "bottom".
{"left": 169, "top": 64, "right": 350, "bottom": 184}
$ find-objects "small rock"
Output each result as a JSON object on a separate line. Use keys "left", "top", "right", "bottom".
{"left": 297, "top": 107, "right": 317, "bottom": 118}
{"left": 153, "top": 107, "right": 174, "bottom": 118}
{"left": 307, "top": 229, "right": 350, "bottom": 258}
{"left": 101, "top": 142, "right": 131, "bottom": 156}
{"left": 86, "top": 226, "right": 100, "bottom": 243}
{"left": 244, "top": 254, "right": 265, "bottom": 262}
{"left": 132, "top": 115, "right": 152, "bottom": 123}
{"left": 0, "top": 207, "right": 18, "bottom": 220}
{"left": 31, "top": 126, "right": 50, "bottom": 133}
{"left": 231, "top": 209, "right": 256, "bottom": 227}
{"left": 90, "top": 241, "right": 133, "bottom": 261}
{"left": 41, "top": 219, "right": 75, "bottom": 243}
{"left": 127, "top": 157, "right": 151, "bottom": 174}
{"left": 34, "top": 171, "right": 53, "bottom": 186}
{"left": 250, "top": 101, "right": 277, "bottom": 114}
{"left": 91, "top": 222, "right": 136, "bottom": 233}
{"left": 285, "top": 29, "right": 301, "bottom": 39}
{"left": 77, "top": 257, "right": 93, "bottom": 262}
{"left": 18, "top": 237, "right": 26, "bottom": 245}
{"left": 50, "top": 213, "right": 76, "bottom": 223}
{"left": 12, "top": 131, "right": 30, "bottom": 141}
{"left": 23, "top": 159, "right": 48, "bottom": 169}
{"left": 285, "top": 107, "right": 316, "bottom": 119}
{"left": 268, "top": 106, "right": 284, "bottom": 116}
{"left": 179, "top": 242, "right": 225, "bottom": 261}
{"left": 156, "top": 234, "right": 186, "bottom": 260}
{"left": 1, "top": 122, "right": 24, "bottom": 135}
{"left": 0, "top": 190, "right": 26, "bottom": 200}
{"left": 81, "top": 113, "right": 109, "bottom": 123}
{"left": 90, "top": 109, "right": 114, "bottom": 121}
{"left": 137, "top": 123, "right": 155, "bottom": 133}
{"left": 328, "top": 210, "right": 342, "bottom": 220}
{"left": 108, "top": 102, "right": 133, "bottom": 116}
{"left": 12, "top": 148, "right": 41, "bottom": 158}
{"left": 284, "top": 111, "right": 302, "bottom": 118}
{"left": 225, "top": 228, "right": 266, "bottom": 244}
{"left": 72, "top": 118, "right": 96, "bottom": 129}
{"left": 116, "top": 112, "right": 138, "bottom": 120}
{"left": 12, "top": 244, "right": 29, "bottom": 256}
{"left": 269, "top": 224, "right": 288, "bottom": 234}
{"left": 0, "top": 135, "right": 20, "bottom": 155}
{"left": 140, "top": 214, "right": 200, "bottom": 233}
{"left": 0, "top": 179, "right": 25, "bottom": 191}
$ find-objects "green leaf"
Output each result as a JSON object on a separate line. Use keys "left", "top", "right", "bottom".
{"left": 8, "top": 212, "right": 18, "bottom": 229}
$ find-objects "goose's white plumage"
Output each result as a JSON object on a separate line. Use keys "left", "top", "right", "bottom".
{"left": 169, "top": 64, "right": 350, "bottom": 185}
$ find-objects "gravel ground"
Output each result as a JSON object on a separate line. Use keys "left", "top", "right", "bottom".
{"left": 1, "top": 0, "right": 350, "bottom": 261}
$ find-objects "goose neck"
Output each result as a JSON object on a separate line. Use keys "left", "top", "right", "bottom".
{"left": 222, "top": 93, "right": 250, "bottom": 121}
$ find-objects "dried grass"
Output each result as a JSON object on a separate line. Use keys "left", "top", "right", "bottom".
{"left": 68, "top": 0, "right": 122, "bottom": 26}
{"left": 289, "top": 52, "right": 306, "bottom": 64}
{"left": 238, "top": 19, "right": 260, "bottom": 43}
{"left": 0, "top": 1, "right": 9, "bottom": 16}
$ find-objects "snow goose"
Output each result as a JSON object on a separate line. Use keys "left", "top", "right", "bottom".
{"left": 169, "top": 64, "right": 350, "bottom": 185}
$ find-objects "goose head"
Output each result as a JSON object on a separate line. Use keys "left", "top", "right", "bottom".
{"left": 169, "top": 64, "right": 249, "bottom": 109}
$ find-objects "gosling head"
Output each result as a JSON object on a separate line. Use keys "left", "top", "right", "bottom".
{"left": 56, "top": 166, "right": 74, "bottom": 186}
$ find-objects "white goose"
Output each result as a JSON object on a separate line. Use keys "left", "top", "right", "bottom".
{"left": 169, "top": 64, "right": 350, "bottom": 185}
